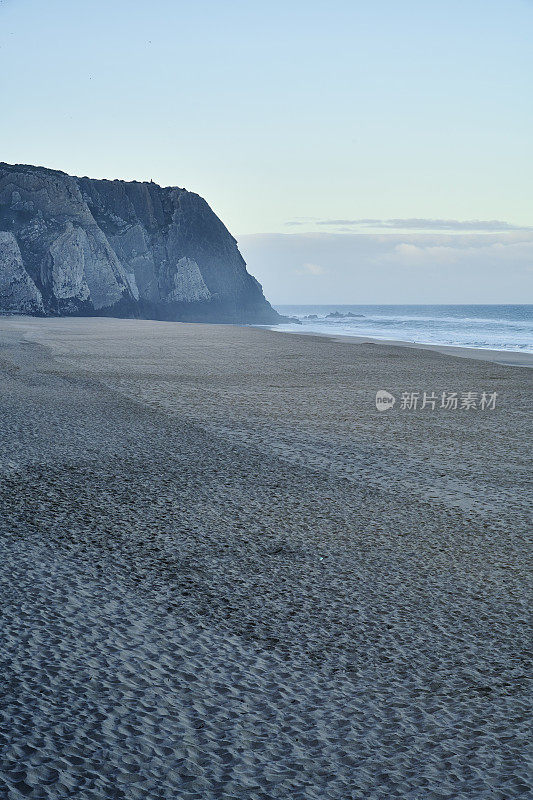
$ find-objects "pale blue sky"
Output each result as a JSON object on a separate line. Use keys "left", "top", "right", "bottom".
{"left": 1, "top": 0, "right": 532, "bottom": 301}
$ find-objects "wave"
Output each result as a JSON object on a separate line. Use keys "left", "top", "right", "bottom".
{"left": 272, "top": 305, "right": 533, "bottom": 353}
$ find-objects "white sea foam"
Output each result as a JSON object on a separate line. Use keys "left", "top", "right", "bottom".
{"left": 273, "top": 304, "right": 533, "bottom": 353}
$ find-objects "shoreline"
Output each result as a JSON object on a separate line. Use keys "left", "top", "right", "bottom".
{"left": 3, "top": 313, "right": 532, "bottom": 367}
{"left": 266, "top": 327, "right": 533, "bottom": 367}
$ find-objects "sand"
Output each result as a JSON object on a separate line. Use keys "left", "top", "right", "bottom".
{"left": 275, "top": 330, "right": 533, "bottom": 368}
{"left": 0, "top": 316, "right": 531, "bottom": 800}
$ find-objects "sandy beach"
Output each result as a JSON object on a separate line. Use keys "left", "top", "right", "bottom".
{"left": 0, "top": 316, "right": 530, "bottom": 800}
{"left": 272, "top": 329, "right": 533, "bottom": 368}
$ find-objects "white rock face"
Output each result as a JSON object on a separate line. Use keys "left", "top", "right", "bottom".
{"left": 106, "top": 223, "right": 151, "bottom": 301}
{"left": 0, "top": 232, "right": 43, "bottom": 313}
{"left": 167, "top": 258, "right": 210, "bottom": 303}
{"left": 48, "top": 222, "right": 135, "bottom": 310}
{"left": 49, "top": 223, "right": 90, "bottom": 301}
{"left": 80, "top": 226, "right": 134, "bottom": 311}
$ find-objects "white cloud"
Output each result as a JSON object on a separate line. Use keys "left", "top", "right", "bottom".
{"left": 238, "top": 232, "right": 533, "bottom": 304}
{"left": 295, "top": 262, "right": 328, "bottom": 276}
{"left": 307, "top": 218, "right": 533, "bottom": 232}
{"left": 384, "top": 238, "right": 533, "bottom": 267}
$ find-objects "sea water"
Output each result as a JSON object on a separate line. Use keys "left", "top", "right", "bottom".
{"left": 272, "top": 305, "right": 533, "bottom": 353}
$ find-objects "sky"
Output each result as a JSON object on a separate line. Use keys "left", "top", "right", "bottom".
{"left": 1, "top": 0, "right": 532, "bottom": 303}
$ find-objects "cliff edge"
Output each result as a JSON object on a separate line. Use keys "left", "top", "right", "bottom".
{"left": 0, "top": 163, "right": 284, "bottom": 324}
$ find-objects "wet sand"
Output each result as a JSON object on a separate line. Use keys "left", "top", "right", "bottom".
{"left": 0, "top": 316, "right": 531, "bottom": 799}
{"left": 272, "top": 329, "right": 533, "bottom": 367}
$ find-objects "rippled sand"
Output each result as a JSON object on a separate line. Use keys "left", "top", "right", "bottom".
{"left": 0, "top": 317, "right": 530, "bottom": 799}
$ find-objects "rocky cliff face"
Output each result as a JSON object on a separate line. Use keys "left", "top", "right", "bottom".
{"left": 0, "top": 163, "right": 283, "bottom": 323}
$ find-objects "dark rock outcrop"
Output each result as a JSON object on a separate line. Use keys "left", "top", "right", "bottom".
{"left": 325, "top": 311, "right": 364, "bottom": 319}
{"left": 0, "top": 162, "right": 284, "bottom": 323}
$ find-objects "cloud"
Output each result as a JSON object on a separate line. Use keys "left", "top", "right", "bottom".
{"left": 284, "top": 216, "right": 318, "bottom": 226}
{"left": 313, "top": 218, "right": 533, "bottom": 231}
{"left": 316, "top": 217, "right": 533, "bottom": 232}
{"left": 238, "top": 231, "right": 533, "bottom": 304}
{"left": 295, "top": 262, "right": 328, "bottom": 276}
{"left": 314, "top": 218, "right": 379, "bottom": 226}
{"left": 383, "top": 237, "right": 533, "bottom": 267}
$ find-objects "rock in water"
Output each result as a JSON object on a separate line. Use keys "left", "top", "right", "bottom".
{"left": 0, "top": 162, "right": 284, "bottom": 323}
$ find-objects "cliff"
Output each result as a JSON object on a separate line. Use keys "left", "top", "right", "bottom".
{"left": 0, "top": 163, "right": 284, "bottom": 324}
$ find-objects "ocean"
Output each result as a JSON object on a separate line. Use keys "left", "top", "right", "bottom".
{"left": 272, "top": 305, "right": 533, "bottom": 353}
